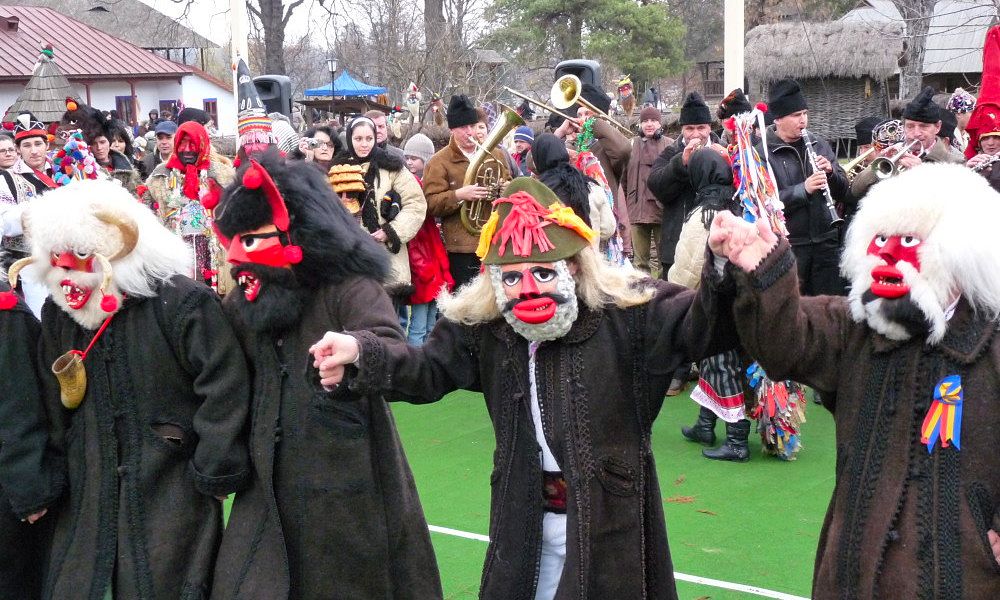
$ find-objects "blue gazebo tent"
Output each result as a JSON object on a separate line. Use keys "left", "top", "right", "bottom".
{"left": 304, "top": 71, "right": 387, "bottom": 97}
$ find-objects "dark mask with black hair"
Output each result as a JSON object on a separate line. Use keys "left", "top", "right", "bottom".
{"left": 228, "top": 263, "right": 308, "bottom": 334}
{"left": 178, "top": 150, "right": 199, "bottom": 166}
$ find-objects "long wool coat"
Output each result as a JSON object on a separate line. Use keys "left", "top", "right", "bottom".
{"left": 211, "top": 276, "right": 442, "bottom": 600}
{"left": 0, "top": 284, "right": 63, "bottom": 599}
{"left": 733, "top": 239, "right": 1000, "bottom": 600}
{"left": 346, "top": 274, "right": 736, "bottom": 600}
{"left": 38, "top": 276, "right": 252, "bottom": 600}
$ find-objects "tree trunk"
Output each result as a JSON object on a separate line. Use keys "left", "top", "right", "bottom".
{"left": 257, "top": 0, "right": 287, "bottom": 74}
{"left": 895, "top": 0, "right": 935, "bottom": 99}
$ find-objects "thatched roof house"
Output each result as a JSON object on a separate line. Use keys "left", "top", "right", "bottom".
{"left": 745, "top": 21, "right": 904, "bottom": 143}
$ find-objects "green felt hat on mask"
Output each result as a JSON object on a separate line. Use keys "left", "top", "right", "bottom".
{"left": 476, "top": 177, "right": 596, "bottom": 266}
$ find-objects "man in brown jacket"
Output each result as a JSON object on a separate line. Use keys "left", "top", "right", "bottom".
{"left": 710, "top": 163, "right": 1000, "bottom": 599}
{"left": 423, "top": 94, "right": 510, "bottom": 288}
{"left": 621, "top": 105, "right": 672, "bottom": 276}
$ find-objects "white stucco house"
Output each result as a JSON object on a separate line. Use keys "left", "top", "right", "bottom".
{"left": 0, "top": 5, "right": 236, "bottom": 134}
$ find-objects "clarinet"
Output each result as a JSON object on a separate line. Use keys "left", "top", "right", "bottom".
{"left": 801, "top": 129, "right": 844, "bottom": 227}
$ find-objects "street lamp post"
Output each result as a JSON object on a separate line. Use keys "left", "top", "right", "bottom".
{"left": 326, "top": 58, "right": 338, "bottom": 123}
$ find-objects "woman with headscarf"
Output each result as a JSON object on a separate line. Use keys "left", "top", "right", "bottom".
{"left": 668, "top": 148, "right": 756, "bottom": 462}
{"left": 531, "top": 132, "right": 616, "bottom": 246}
{"left": 332, "top": 116, "right": 426, "bottom": 304}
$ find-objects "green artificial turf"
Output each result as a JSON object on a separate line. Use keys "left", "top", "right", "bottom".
{"left": 391, "top": 388, "right": 837, "bottom": 600}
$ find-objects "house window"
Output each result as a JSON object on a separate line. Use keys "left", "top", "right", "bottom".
{"left": 159, "top": 100, "right": 177, "bottom": 119}
{"left": 203, "top": 99, "right": 218, "bottom": 126}
{"left": 114, "top": 96, "right": 136, "bottom": 125}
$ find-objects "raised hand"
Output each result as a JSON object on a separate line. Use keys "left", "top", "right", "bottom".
{"left": 309, "top": 331, "right": 361, "bottom": 389}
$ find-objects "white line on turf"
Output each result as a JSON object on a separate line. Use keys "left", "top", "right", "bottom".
{"left": 428, "top": 525, "right": 810, "bottom": 600}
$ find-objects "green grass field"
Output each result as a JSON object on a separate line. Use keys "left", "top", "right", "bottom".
{"left": 390, "top": 387, "right": 837, "bottom": 600}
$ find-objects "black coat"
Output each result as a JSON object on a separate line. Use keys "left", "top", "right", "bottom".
{"left": 39, "top": 276, "right": 252, "bottom": 600}
{"left": 0, "top": 284, "right": 63, "bottom": 599}
{"left": 212, "top": 276, "right": 442, "bottom": 600}
{"left": 755, "top": 128, "right": 848, "bottom": 245}
{"left": 347, "top": 272, "right": 738, "bottom": 600}
{"left": 646, "top": 134, "right": 721, "bottom": 268}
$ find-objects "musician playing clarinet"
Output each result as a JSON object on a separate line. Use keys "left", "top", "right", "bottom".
{"left": 754, "top": 78, "right": 848, "bottom": 296}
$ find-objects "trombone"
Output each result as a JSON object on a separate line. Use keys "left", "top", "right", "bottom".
{"left": 503, "top": 87, "right": 576, "bottom": 122}
{"left": 551, "top": 74, "right": 633, "bottom": 137}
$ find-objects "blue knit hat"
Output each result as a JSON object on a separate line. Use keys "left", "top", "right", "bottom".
{"left": 514, "top": 126, "right": 534, "bottom": 144}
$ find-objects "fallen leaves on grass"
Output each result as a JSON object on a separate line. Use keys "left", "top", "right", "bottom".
{"left": 695, "top": 596, "right": 712, "bottom": 600}
{"left": 696, "top": 509, "right": 718, "bottom": 516}
{"left": 663, "top": 495, "right": 696, "bottom": 504}
{"left": 674, "top": 474, "right": 686, "bottom": 486}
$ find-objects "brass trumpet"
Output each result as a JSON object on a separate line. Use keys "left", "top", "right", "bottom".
{"left": 551, "top": 74, "right": 633, "bottom": 137}
{"left": 504, "top": 87, "right": 576, "bottom": 122}
{"left": 461, "top": 103, "right": 523, "bottom": 234}
{"left": 870, "top": 139, "right": 922, "bottom": 180}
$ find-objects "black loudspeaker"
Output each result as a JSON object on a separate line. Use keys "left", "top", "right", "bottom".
{"left": 554, "top": 60, "right": 602, "bottom": 86}
{"left": 253, "top": 75, "right": 292, "bottom": 118}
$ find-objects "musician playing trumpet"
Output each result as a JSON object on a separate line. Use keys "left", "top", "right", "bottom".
{"left": 851, "top": 87, "right": 964, "bottom": 200}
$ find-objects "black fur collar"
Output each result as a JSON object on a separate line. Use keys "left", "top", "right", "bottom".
{"left": 332, "top": 146, "right": 404, "bottom": 172}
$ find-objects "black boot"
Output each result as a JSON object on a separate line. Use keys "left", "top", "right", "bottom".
{"left": 681, "top": 406, "right": 717, "bottom": 445}
{"left": 703, "top": 419, "right": 750, "bottom": 462}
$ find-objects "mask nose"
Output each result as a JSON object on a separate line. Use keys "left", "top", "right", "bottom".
{"left": 880, "top": 237, "right": 902, "bottom": 265}
{"left": 227, "top": 236, "right": 249, "bottom": 265}
{"left": 519, "top": 268, "right": 540, "bottom": 297}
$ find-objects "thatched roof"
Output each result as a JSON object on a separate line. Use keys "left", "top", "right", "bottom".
{"left": 3, "top": 50, "right": 80, "bottom": 123}
{"left": 746, "top": 21, "right": 904, "bottom": 83}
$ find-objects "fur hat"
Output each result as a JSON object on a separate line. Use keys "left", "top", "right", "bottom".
{"left": 447, "top": 94, "right": 478, "bottom": 129}
{"left": 902, "top": 86, "right": 940, "bottom": 124}
{"left": 403, "top": 133, "right": 434, "bottom": 162}
{"left": 767, "top": 79, "right": 807, "bottom": 119}
{"left": 212, "top": 149, "right": 389, "bottom": 287}
{"left": 476, "top": 177, "right": 596, "bottom": 265}
{"left": 938, "top": 109, "right": 957, "bottom": 140}
{"left": 855, "top": 115, "right": 887, "bottom": 146}
{"left": 678, "top": 92, "right": 712, "bottom": 125}
{"left": 178, "top": 108, "right": 211, "bottom": 126}
{"left": 717, "top": 88, "right": 753, "bottom": 120}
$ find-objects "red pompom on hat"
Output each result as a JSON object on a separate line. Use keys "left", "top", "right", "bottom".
{"left": 0, "top": 291, "right": 17, "bottom": 310}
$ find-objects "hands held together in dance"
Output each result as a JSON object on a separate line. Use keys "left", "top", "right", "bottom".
{"left": 708, "top": 211, "right": 779, "bottom": 271}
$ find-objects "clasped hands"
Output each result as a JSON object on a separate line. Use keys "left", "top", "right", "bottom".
{"left": 708, "top": 212, "right": 779, "bottom": 272}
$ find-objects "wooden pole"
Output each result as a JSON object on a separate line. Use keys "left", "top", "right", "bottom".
{"left": 724, "top": 0, "right": 745, "bottom": 95}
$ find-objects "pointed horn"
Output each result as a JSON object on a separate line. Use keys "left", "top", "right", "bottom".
{"left": 6, "top": 256, "right": 36, "bottom": 288}
{"left": 93, "top": 210, "right": 139, "bottom": 261}
{"left": 93, "top": 253, "right": 118, "bottom": 313}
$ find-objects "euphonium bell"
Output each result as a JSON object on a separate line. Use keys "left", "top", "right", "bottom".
{"left": 52, "top": 351, "right": 87, "bottom": 409}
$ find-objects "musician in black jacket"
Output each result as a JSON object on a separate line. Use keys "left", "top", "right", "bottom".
{"left": 754, "top": 79, "right": 849, "bottom": 296}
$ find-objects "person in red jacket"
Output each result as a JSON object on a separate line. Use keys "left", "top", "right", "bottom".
{"left": 404, "top": 134, "right": 453, "bottom": 344}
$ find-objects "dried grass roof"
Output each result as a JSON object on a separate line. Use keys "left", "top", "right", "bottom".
{"left": 745, "top": 21, "right": 904, "bottom": 83}
{"left": 3, "top": 51, "right": 78, "bottom": 123}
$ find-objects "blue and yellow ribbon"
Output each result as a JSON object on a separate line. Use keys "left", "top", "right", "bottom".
{"left": 920, "top": 375, "right": 963, "bottom": 453}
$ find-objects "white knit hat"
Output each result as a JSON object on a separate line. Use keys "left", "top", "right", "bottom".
{"left": 402, "top": 133, "right": 434, "bottom": 162}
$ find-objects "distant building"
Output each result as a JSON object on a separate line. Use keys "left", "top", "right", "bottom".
{"left": 0, "top": 5, "right": 235, "bottom": 134}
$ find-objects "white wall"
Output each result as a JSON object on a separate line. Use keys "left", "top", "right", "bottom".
{"left": 0, "top": 76, "right": 235, "bottom": 135}
{"left": 180, "top": 74, "right": 236, "bottom": 135}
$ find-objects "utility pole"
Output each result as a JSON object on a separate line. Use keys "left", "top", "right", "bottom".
{"left": 724, "top": 0, "right": 745, "bottom": 95}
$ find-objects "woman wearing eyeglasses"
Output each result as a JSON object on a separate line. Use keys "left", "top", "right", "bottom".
{"left": 290, "top": 125, "right": 341, "bottom": 173}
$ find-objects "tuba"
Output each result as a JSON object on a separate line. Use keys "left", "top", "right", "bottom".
{"left": 460, "top": 104, "right": 524, "bottom": 234}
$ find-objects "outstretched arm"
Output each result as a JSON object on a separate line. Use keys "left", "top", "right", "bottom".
{"left": 312, "top": 313, "right": 482, "bottom": 404}
{"left": 709, "top": 213, "right": 851, "bottom": 395}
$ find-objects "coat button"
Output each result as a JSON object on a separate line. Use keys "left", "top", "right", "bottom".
{"left": 276, "top": 339, "right": 283, "bottom": 347}
{"left": 886, "top": 529, "right": 900, "bottom": 542}
{"left": 116, "top": 465, "right": 127, "bottom": 476}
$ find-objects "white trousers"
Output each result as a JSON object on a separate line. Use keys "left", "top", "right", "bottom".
{"left": 534, "top": 512, "right": 567, "bottom": 600}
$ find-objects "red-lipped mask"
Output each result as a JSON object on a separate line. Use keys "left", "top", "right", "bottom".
{"left": 225, "top": 223, "right": 299, "bottom": 302}
{"left": 50, "top": 250, "right": 97, "bottom": 309}
{"left": 501, "top": 265, "right": 560, "bottom": 324}
{"left": 867, "top": 234, "right": 922, "bottom": 299}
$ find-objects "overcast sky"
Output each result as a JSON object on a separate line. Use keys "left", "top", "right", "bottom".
{"left": 137, "top": 0, "right": 333, "bottom": 48}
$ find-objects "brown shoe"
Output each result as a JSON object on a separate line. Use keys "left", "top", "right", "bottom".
{"left": 666, "top": 378, "right": 685, "bottom": 396}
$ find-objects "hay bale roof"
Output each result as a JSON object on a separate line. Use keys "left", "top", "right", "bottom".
{"left": 746, "top": 21, "right": 904, "bottom": 83}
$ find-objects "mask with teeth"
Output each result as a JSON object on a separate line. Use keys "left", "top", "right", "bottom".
{"left": 848, "top": 232, "right": 946, "bottom": 342}
{"left": 42, "top": 249, "right": 123, "bottom": 330}
{"left": 490, "top": 260, "right": 579, "bottom": 342}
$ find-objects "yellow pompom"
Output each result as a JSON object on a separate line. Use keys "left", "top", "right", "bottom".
{"left": 475, "top": 210, "right": 500, "bottom": 260}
